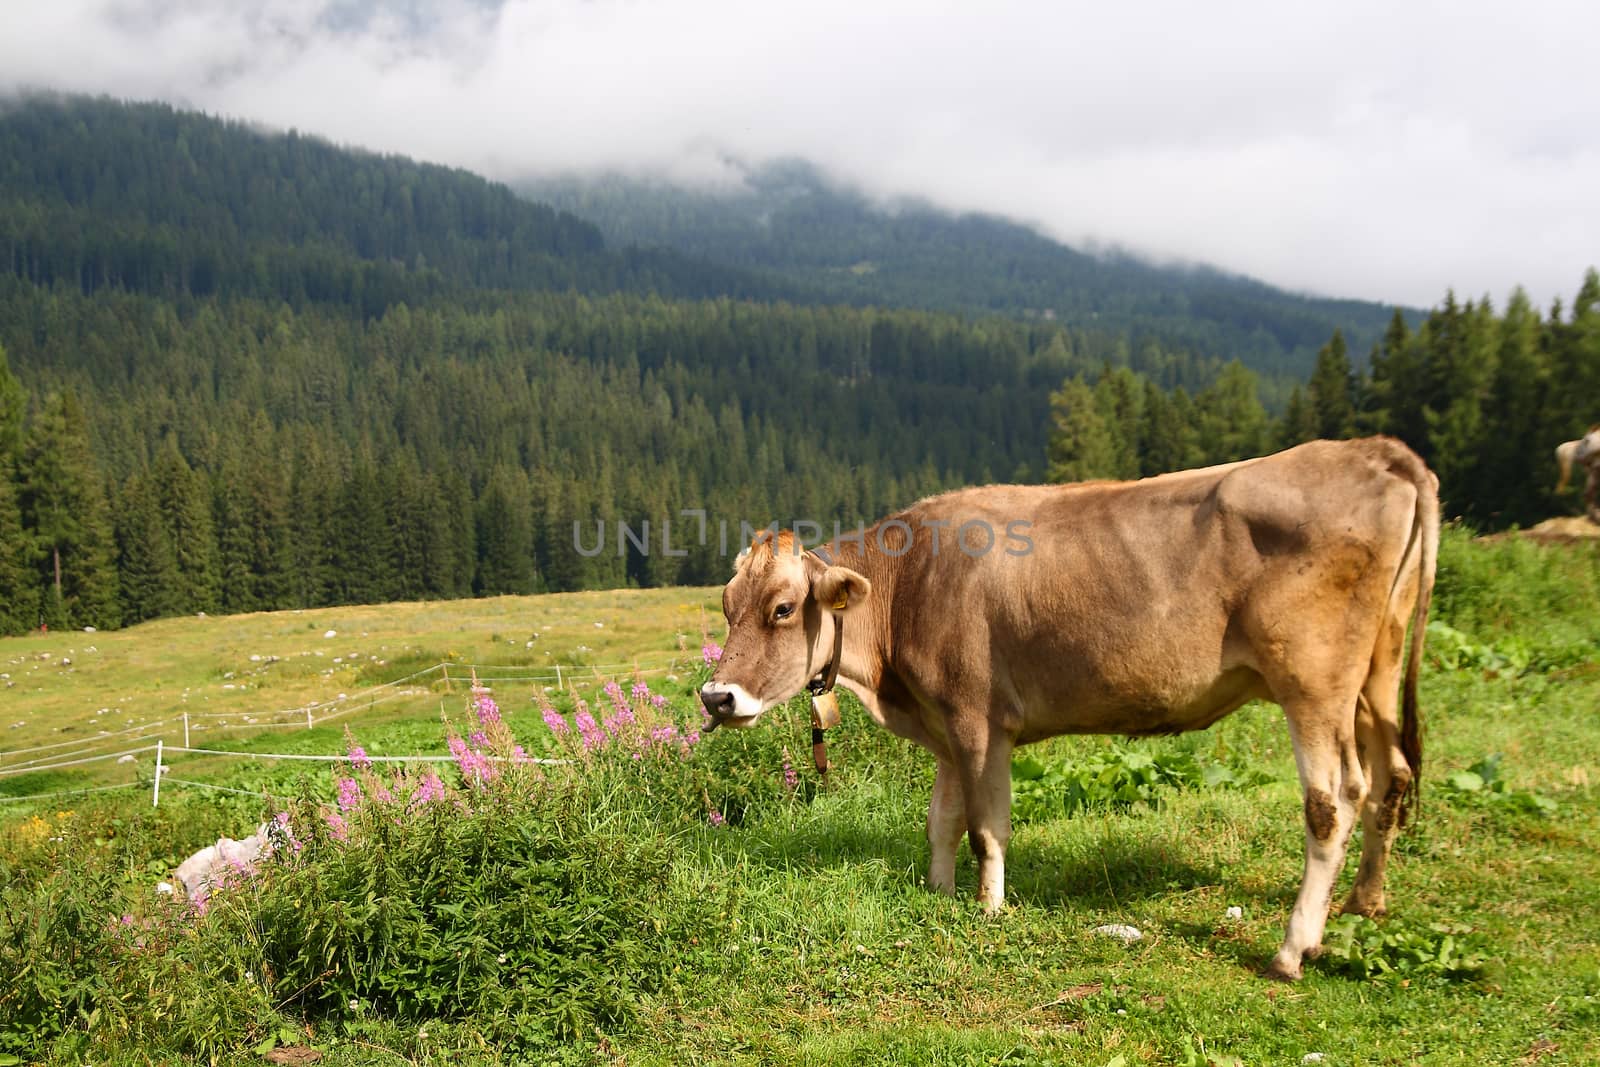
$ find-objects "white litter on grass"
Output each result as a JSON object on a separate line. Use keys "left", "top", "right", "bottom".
{"left": 83, "top": 626, "right": 96, "bottom": 633}
{"left": 155, "top": 881, "right": 174, "bottom": 895}
{"left": 1225, "top": 906, "right": 1244, "bottom": 921}
{"left": 1302, "top": 1055, "right": 1327, "bottom": 1065}
{"left": 1093, "top": 924, "right": 1143, "bottom": 943}
{"left": 117, "top": 754, "right": 135, "bottom": 764}
{"left": 324, "top": 630, "right": 337, "bottom": 639}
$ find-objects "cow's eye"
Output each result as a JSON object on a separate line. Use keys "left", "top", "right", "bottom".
{"left": 774, "top": 602, "right": 795, "bottom": 620}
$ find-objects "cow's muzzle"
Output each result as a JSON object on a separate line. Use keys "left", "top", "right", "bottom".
{"left": 698, "top": 681, "right": 762, "bottom": 730}
{"left": 700, "top": 685, "right": 736, "bottom": 721}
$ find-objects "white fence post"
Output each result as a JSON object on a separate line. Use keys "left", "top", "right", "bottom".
{"left": 183, "top": 711, "right": 190, "bottom": 748}
{"left": 152, "top": 740, "right": 163, "bottom": 807}
{"left": 306, "top": 706, "right": 314, "bottom": 730}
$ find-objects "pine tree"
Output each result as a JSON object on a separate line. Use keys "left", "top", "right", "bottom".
{"left": 1093, "top": 366, "right": 1145, "bottom": 479}
{"left": 0, "top": 474, "right": 33, "bottom": 634}
{"left": 1194, "top": 362, "right": 1270, "bottom": 464}
{"left": 18, "top": 392, "right": 120, "bottom": 629}
{"left": 1047, "top": 376, "right": 1119, "bottom": 483}
{"left": 1278, "top": 386, "right": 1319, "bottom": 448}
{"left": 1140, "top": 382, "right": 1202, "bottom": 476}
{"left": 475, "top": 466, "right": 534, "bottom": 596}
{"left": 114, "top": 473, "right": 181, "bottom": 623}
{"left": 150, "top": 441, "right": 220, "bottom": 613}
{"left": 1308, "top": 330, "right": 1355, "bottom": 439}
{"left": 1361, "top": 310, "right": 1416, "bottom": 438}
{"left": 0, "top": 343, "right": 23, "bottom": 464}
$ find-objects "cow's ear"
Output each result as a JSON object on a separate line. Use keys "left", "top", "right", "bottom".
{"left": 814, "top": 566, "right": 871, "bottom": 615}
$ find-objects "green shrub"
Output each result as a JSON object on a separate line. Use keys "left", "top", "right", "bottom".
{"left": 1010, "top": 746, "right": 1268, "bottom": 824}
{"left": 1440, "top": 754, "right": 1557, "bottom": 815}
{"left": 1318, "top": 914, "right": 1495, "bottom": 983}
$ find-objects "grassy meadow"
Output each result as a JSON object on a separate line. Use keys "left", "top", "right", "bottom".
{"left": 2, "top": 526, "right": 1599, "bottom": 1065}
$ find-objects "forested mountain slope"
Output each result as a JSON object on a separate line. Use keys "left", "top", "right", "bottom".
{"left": 525, "top": 161, "right": 1406, "bottom": 379}
{"left": 0, "top": 94, "right": 783, "bottom": 312}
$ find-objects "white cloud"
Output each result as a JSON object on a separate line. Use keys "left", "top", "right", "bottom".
{"left": 2, "top": 0, "right": 1597, "bottom": 307}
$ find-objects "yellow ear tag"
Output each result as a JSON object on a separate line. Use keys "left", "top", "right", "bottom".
{"left": 831, "top": 592, "right": 848, "bottom": 611}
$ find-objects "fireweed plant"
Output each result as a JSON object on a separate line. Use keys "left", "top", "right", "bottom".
{"left": 0, "top": 673, "right": 825, "bottom": 1059}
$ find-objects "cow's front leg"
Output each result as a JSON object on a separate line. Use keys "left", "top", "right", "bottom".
{"left": 927, "top": 758, "right": 966, "bottom": 895}
{"left": 954, "top": 726, "right": 1015, "bottom": 912}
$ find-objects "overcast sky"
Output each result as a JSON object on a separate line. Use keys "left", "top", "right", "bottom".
{"left": 3, "top": 0, "right": 1597, "bottom": 308}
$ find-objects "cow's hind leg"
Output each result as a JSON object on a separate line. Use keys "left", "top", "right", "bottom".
{"left": 1342, "top": 654, "right": 1412, "bottom": 918}
{"left": 927, "top": 758, "right": 966, "bottom": 895}
{"left": 1267, "top": 698, "right": 1368, "bottom": 981}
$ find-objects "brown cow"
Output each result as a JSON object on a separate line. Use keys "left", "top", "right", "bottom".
{"left": 700, "top": 437, "right": 1439, "bottom": 981}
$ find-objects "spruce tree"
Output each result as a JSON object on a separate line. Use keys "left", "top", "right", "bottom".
{"left": 1278, "top": 386, "right": 1319, "bottom": 449}
{"left": 151, "top": 441, "right": 220, "bottom": 613}
{"left": 1140, "top": 381, "right": 1201, "bottom": 476}
{"left": 19, "top": 392, "right": 120, "bottom": 629}
{"left": 1194, "top": 362, "right": 1270, "bottom": 464}
{"left": 1047, "top": 376, "right": 1119, "bottom": 483}
{"left": 0, "top": 474, "right": 32, "bottom": 634}
{"left": 114, "top": 473, "right": 181, "bottom": 623}
{"left": 1308, "top": 330, "right": 1356, "bottom": 439}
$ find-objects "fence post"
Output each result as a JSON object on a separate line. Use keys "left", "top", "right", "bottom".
{"left": 442, "top": 663, "right": 451, "bottom": 693}
{"left": 183, "top": 711, "right": 190, "bottom": 748}
{"left": 152, "top": 740, "right": 163, "bottom": 807}
{"left": 555, "top": 664, "right": 562, "bottom": 689}
{"left": 306, "top": 706, "right": 314, "bottom": 730}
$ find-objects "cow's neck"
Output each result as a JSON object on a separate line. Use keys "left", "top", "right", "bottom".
{"left": 819, "top": 536, "right": 893, "bottom": 694}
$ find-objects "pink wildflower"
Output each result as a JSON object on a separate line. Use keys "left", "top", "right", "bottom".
{"left": 782, "top": 747, "right": 799, "bottom": 791}
{"left": 650, "top": 693, "right": 669, "bottom": 712}
{"left": 630, "top": 681, "right": 652, "bottom": 703}
{"left": 702, "top": 641, "right": 723, "bottom": 666}
{"left": 324, "top": 810, "right": 349, "bottom": 842}
{"left": 335, "top": 776, "right": 362, "bottom": 812}
{"left": 707, "top": 809, "right": 726, "bottom": 827}
{"left": 469, "top": 730, "right": 490, "bottom": 750}
{"left": 473, "top": 687, "right": 502, "bottom": 725}
{"left": 512, "top": 744, "right": 531, "bottom": 764}
{"left": 541, "top": 702, "right": 568, "bottom": 736}
{"left": 410, "top": 770, "right": 445, "bottom": 808}
{"left": 449, "top": 736, "right": 496, "bottom": 785}
{"left": 573, "top": 701, "right": 604, "bottom": 752}
{"left": 347, "top": 744, "right": 371, "bottom": 770}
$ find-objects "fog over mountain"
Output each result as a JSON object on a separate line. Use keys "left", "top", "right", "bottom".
{"left": 2, "top": 0, "right": 1597, "bottom": 308}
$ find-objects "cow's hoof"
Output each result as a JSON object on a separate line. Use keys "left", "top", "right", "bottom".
{"left": 1340, "top": 897, "right": 1387, "bottom": 919}
{"left": 1262, "top": 957, "right": 1302, "bottom": 982}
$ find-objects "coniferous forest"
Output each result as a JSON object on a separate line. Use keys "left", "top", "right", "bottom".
{"left": 0, "top": 94, "right": 1595, "bottom": 633}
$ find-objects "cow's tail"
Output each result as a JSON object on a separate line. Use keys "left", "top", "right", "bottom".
{"left": 1398, "top": 461, "right": 1440, "bottom": 828}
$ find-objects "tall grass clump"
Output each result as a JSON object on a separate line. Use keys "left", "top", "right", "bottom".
{"left": 1433, "top": 522, "right": 1600, "bottom": 644}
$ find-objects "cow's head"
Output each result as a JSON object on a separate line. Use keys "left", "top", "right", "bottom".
{"left": 699, "top": 531, "right": 871, "bottom": 727}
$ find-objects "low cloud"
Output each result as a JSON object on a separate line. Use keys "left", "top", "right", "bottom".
{"left": 3, "top": 0, "right": 1597, "bottom": 307}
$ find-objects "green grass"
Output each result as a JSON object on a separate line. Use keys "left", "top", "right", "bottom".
{"left": 3, "top": 527, "right": 1599, "bottom": 1065}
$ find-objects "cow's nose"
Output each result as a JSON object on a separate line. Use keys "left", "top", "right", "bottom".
{"left": 700, "top": 686, "right": 735, "bottom": 718}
